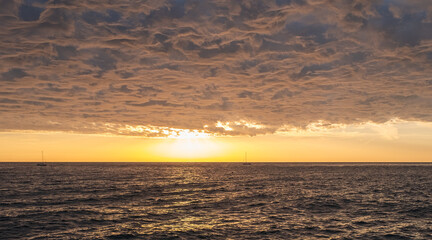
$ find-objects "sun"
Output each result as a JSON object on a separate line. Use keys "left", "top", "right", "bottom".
{"left": 152, "top": 130, "right": 225, "bottom": 160}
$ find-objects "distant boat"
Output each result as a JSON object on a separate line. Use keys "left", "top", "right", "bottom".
{"left": 37, "top": 151, "right": 47, "bottom": 166}
{"left": 243, "top": 152, "right": 251, "bottom": 165}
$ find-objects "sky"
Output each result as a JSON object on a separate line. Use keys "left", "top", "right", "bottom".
{"left": 0, "top": 0, "right": 432, "bottom": 162}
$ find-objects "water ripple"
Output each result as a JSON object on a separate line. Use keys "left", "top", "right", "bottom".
{"left": 0, "top": 163, "right": 431, "bottom": 239}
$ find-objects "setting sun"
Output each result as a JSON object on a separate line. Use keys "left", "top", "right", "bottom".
{"left": 152, "top": 134, "right": 225, "bottom": 159}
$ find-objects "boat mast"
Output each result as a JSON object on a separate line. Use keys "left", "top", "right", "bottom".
{"left": 42, "top": 150, "right": 44, "bottom": 163}
{"left": 245, "top": 152, "right": 247, "bottom": 163}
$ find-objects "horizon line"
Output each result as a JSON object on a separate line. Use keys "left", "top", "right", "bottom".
{"left": 2, "top": 161, "right": 432, "bottom": 164}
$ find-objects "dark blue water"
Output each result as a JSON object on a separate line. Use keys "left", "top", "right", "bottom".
{"left": 1, "top": 163, "right": 431, "bottom": 239}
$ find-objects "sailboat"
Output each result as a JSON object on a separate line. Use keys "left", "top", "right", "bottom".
{"left": 37, "top": 151, "right": 47, "bottom": 166}
{"left": 243, "top": 152, "right": 251, "bottom": 165}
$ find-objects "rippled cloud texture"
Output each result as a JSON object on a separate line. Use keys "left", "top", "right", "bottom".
{"left": 1, "top": 0, "right": 431, "bottom": 136}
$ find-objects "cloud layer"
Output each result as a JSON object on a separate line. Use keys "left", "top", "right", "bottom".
{"left": 1, "top": 0, "right": 432, "bottom": 136}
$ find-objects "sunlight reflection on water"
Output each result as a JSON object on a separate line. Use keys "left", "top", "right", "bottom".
{"left": 0, "top": 162, "right": 431, "bottom": 239}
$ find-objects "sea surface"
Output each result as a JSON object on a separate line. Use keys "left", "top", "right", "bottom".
{"left": 0, "top": 162, "right": 431, "bottom": 239}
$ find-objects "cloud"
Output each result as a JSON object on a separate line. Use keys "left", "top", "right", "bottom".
{"left": 0, "top": 0, "right": 431, "bottom": 137}
{"left": 1, "top": 68, "right": 28, "bottom": 82}
{"left": 54, "top": 45, "right": 77, "bottom": 60}
{"left": 18, "top": 3, "right": 44, "bottom": 21}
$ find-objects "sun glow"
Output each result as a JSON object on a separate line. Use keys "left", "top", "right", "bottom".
{"left": 152, "top": 133, "right": 225, "bottom": 160}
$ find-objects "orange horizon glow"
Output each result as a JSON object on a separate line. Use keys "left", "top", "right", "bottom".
{"left": 1, "top": 119, "right": 431, "bottom": 163}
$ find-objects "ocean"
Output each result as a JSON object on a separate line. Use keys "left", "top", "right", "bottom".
{"left": 0, "top": 162, "right": 431, "bottom": 239}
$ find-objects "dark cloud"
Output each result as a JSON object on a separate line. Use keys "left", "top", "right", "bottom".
{"left": 371, "top": 4, "right": 430, "bottom": 46}
{"left": 38, "top": 96, "right": 65, "bottom": 102}
{"left": 137, "top": 86, "right": 162, "bottom": 96}
{"left": 54, "top": 45, "right": 77, "bottom": 60}
{"left": 83, "top": 48, "right": 118, "bottom": 74}
{"left": 126, "top": 100, "right": 180, "bottom": 107}
{"left": 0, "top": 0, "right": 431, "bottom": 136}
{"left": 109, "top": 84, "right": 132, "bottom": 93}
{"left": 0, "top": 98, "right": 18, "bottom": 104}
{"left": 237, "top": 90, "right": 261, "bottom": 100}
{"left": 82, "top": 9, "right": 121, "bottom": 25}
{"left": 272, "top": 88, "right": 294, "bottom": 100}
{"left": 1, "top": 68, "right": 28, "bottom": 82}
{"left": 198, "top": 41, "right": 243, "bottom": 59}
{"left": 18, "top": 3, "right": 45, "bottom": 21}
